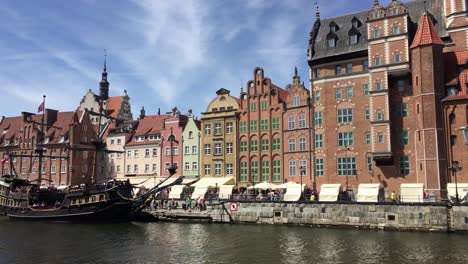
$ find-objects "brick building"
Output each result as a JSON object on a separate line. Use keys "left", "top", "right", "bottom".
{"left": 238, "top": 67, "right": 288, "bottom": 187}
{"left": 160, "top": 108, "right": 188, "bottom": 178}
{"left": 282, "top": 68, "right": 314, "bottom": 188}
{"left": 307, "top": 0, "right": 468, "bottom": 196}
{"left": 0, "top": 110, "right": 97, "bottom": 186}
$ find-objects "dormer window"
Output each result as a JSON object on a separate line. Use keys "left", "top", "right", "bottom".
{"left": 329, "top": 21, "right": 339, "bottom": 32}
{"left": 350, "top": 34, "right": 358, "bottom": 44}
{"left": 392, "top": 8, "right": 398, "bottom": 16}
{"left": 136, "top": 136, "right": 145, "bottom": 142}
{"left": 351, "top": 17, "right": 361, "bottom": 28}
{"left": 5, "top": 139, "right": 10, "bottom": 146}
{"left": 447, "top": 86, "right": 459, "bottom": 96}
{"left": 328, "top": 38, "right": 336, "bottom": 48}
{"left": 373, "top": 12, "right": 380, "bottom": 19}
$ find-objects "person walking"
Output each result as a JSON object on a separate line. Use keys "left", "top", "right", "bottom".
{"left": 391, "top": 191, "right": 396, "bottom": 203}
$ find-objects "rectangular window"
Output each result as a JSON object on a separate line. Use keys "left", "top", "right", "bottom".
{"left": 394, "top": 54, "right": 401, "bottom": 63}
{"left": 214, "top": 123, "right": 222, "bottom": 135}
{"left": 378, "top": 133, "right": 384, "bottom": 143}
{"left": 204, "top": 164, "right": 211, "bottom": 176}
{"left": 261, "top": 101, "right": 268, "bottom": 110}
{"left": 240, "top": 162, "right": 247, "bottom": 182}
{"left": 204, "top": 144, "right": 211, "bottom": 155}
{"left": 399, "top": 155, "right": 410, "bottom": 175}
{"left": 299, "top": 137, "right": 306, "bottom": 151}
{"left": 214, "top": 143, "right": 222, "bottom": 155}
{"left": 346, "top": 63, "right": 352, "bottom": 73}
{"left": 173, "top": 147, "right": 178, "bottom": 155}
{"left": 397, "top": 103, "right": 408, "bottom": 118}
{"left": 262, "top": 160, "right": 269, "bottom": 182}
{"left": 185, "top": 162, "right": 190, "bottom": 171}
{"left": 185, "top": 146, "right": 190, "bottom": 155}
{"left": 328, "top": 38, "right": 336, "bottom": 48}
{"left": 293, "top": 96, "right": 301, "bottom": 107}
{"left": 261, "top": 119, "right": 269, "bottom": 131}
{"left": 117, "top": 139, "right": 122, "bottom": 145}
{"left": 366, "top": 132, "right": 371, "bottom": 145}
{"left": 250, "top": 103, "right": 257, "bottom": 112}
{"left": 346, "top": 86, "right": 353, "bottom": 98}
{"left": 134, "top": 165, "right": 138, "bottom": 173}
{"left": 152, "top": 148, "right": 158, "bottom": 157}
{"left": 192, "top": 146, "right": 198, "bottom": 154}
{"left": 337, "top": 157, "right": 357, "bottom": 176}
{"left": 127, "top": 165, "right": 131, "bottom": 173}
{"left": 367, "top": 156, "right": 373, "bottom": 172}
{"left": 144, "top": 164, "right": 149, "bottom": 173}
{"left": 127, "top": 150, "right": 131, "bottom": 158}
{"left": 289, "top": 160, "right": 296, "bottom": 177}
{"left": 152, "top": 164, "right": 157, "bottom": 172}
{"left": 298, "top": 115, "right": 306, "bottom": 128}
{"left": 240, "top": 141, "right": 247, "bottom": 152}
{"left": 376, "top": 81, "right": 382, "bottom": 90}
{"left": 61, "top": 166, "right": 66, "bottom": 173}
{"left": 350, "top": 34, "right": 358, "bottom": 44}
{"left": 251, "top": 160, "right": 258, "bottom": 182}
{"left": 250, "top": 120, "right": 258, "bottom": 131}
{"left": 226, "top": 164, "right": 233, "bottom": 175}
{"left": 336, "top": 87, "right": 342, "bottom": 100}
{"left": 314, "top": 112, "right": 323, "bottom": 126}
{"left": 273, "top": 160, "right": 281, "bottom": 182}
{"left": 261, "top": 139, "right": 269, "bottom": 151}
{"left": 397, "top": 80, "right": 405, "bottom": 93}
{"left": 392, "top": 7, "right": 398, "bottom": 15}
{"left": 226, "top": 122, "right": 233, "bottom": 134}
{"left": 315, "top": 90, "right": 321, "bottom": 102}
{"left": 240, "top": 121, "right": 247, "bottom": 132}
{"left": 134, "top": 150, "right": 139, "bottom": 158}
{"left": 192, "top": 162, "right": 198, "bottom": 171}
{"left": 250, "top": 140, "right": 258, "bottom": 152}
{"left": 204, "top": 124, "right": 211, "bottom": 135}
{"left": 289, "top": 138, "right": 296, "bottom": 152}
{"left": 315, "top": 68, "right": 320, "bottom": 78}
{"left": 365, "top": 109, "right": 370, "bottom": 120}
{"left": 374, "top": 57, "right": 381, "bottom": 66}
{"left": 272, "top": 118, "right": 280, "bottom": 130}
{"left": 399, "top": 129, "right": 409, "bottom": 146}
{"left": 336, "top": 65, "right": 342, "bottom": 75}
{"left": 374, "top": 28, "right": 380, "bottom": 38}
{"left": 226, "top": 143, "right": 233, "bottom": 154}
{"left": 393, "top": 25, "right": 400, "bottom": 35}
{"left": 337, "top": 108, "right": 353, "bottom": 123}
{"left": 215, "top": 163, "right": 222, "bottom": 176}
{"left": 315, "top": 158, "right": 324, "bottom": 177}
{"left": 288, "top": 116, "right": 295, "bottom": 130}
{"left": 299, "top": 160, "right": 307, "bottom": 176}
{"left": 272, "top": 138, "right": 280, "bottom": 151}
{"left": 363, "top": 60, "right": 369, "bottom": 71}
{"left": 338, "top": 132, "right": 354, "bottom": 146}
{"left": 315, "top": 134, "right": 323, "bottom": 148}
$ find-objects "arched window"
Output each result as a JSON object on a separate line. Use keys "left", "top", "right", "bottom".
{"left": 449, "top": 113, "right": 456, "bottom": 125}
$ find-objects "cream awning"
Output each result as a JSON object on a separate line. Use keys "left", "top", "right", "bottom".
{"left": 168, "top": 185, "right": 188, "bottom": 199}
{"left": 115, "top": 176, "right": 191, "bottom": 189}
{"left": 191, "top": 187, "right": 208, "bottom": 200}
{"left": 247, "top": 182, "right": 279, "bottom": 190}
{"left": 277, "top": 182, "right": 306, "bottom": 190}
{"left": 219, "top": 185, "right": 235, "bottom": 199}
{"left": 0, "top": 179, "right": 10, "bottom": 187}
{"left": 447, "top": 183, "right": 468, "bottom": 202}
{"left": 356, "top": 184, "right": 381, "bottom": 203}
{"left": 191, "top": 176, "right": 235, "bottom": 188}
{"left": 283, "top": 186, "right": 302, "bottom": 202}
{"left": 319, "top": 184, "right": 342, "bottom": 202}
{"left": 400, "top": 183, "right": 424, "bottom": 203}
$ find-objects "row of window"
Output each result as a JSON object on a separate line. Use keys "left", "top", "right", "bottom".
{"left": 204, "top": 163, "right": 234, "bottom": 176}
{"left": 314, "top": 61, "right": 368, "bottom": 78}
{"left": 239, "top": 118, "right": 281, "bottom": 132}
{"left": 240, "top": 138, "right": 281, "bottom": 152}
{"left": 125, "top": 164, "right": 158, "bottom": 173}
{"left": 314, "top": 155, "right": 410, "bottom": 176}
{"left": 126, "top": 148, "right": 159, "bottom": 158}
{"left": 184, "top": 145, "right": 199, "bottom": 155}
{"left": 204, "top": 143, "right": 233, "bottom": 155}
{"left": 314, "top": 129, "right": 409, "bottom": 148}
{"left": 17, "top": 165, "right": 70, "bottom": 174}
{"left": 239, "top": 160, "right": 281, "bottom": 182}
{"left": 372, "top": 24, "right": 402, "bottom": 40}
{"left": 373, "top": 53, "right": 402, "bottom": 67}
{"left": 204, "top": 122, "right": 234, "bottom": 136}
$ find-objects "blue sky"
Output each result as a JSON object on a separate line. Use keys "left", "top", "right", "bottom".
{"left": 0, "top": 0, "right": 401, "bottom": 118}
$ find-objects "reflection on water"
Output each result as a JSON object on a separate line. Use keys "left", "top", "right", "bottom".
{"left": 0, "top": 216, "right": 467, "bottom": 264}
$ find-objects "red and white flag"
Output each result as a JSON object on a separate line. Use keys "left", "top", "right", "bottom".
{"left": 1, "top": 156, "right": 10, "bottom": 165}
{"left": 37, "top": 101, "right": 45, "bottom": 113}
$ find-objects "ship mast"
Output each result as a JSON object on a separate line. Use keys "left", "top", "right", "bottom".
{"left": 36, "top": 95, "right": 46, "bottom": 185}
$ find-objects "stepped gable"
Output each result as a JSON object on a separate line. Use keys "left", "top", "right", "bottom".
{"left": 410, "top": 12, "right": 444, "bottom": 48}
{"left": 309, "top": 0, "right": 446, "bottom": 61}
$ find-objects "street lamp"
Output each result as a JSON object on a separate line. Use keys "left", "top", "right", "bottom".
{"left": 299, "top": 165, "right": 306, "bottom": 200}
{"left": 449, "top": 161, "right": 461, "bottom": 204}
{"left": 345, "top": 144, "right": 349, "bottom": 192}
{"left": 252, "top": 168, "right": 257, "bottom": 198}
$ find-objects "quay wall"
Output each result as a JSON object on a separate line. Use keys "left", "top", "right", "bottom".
{"left": 150, "top": 202, "right": 468, "bottom": 233}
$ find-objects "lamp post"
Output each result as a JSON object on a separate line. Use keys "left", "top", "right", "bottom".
{"left": 168, "top": 127, "right": 175, "bottom": 170}
{"left": 449, "top": 161, "right": 461, "bottom": 204}
{"left": 299, "top": 165, "right": 306, "bottom": 200}
{"left": 252, "top": 168, "right": 257, "bottom": 198}
{"left": 345, "top": 144, "right": 349, "bottom": 192}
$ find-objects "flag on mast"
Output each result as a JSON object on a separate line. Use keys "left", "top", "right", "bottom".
{"left": 37, "top": 101, "right": 45, "bottom": 113}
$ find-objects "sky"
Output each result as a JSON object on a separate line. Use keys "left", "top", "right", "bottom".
{"left": 0, "top": 0, "right": 405, "bottom": 118}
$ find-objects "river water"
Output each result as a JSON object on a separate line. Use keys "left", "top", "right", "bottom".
{"left": 0, "top": 217, "right": 467, "bottom": 264}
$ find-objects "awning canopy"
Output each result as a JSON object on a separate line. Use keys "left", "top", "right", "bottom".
{"left": 191, "top": 177, "right": 234, "bottom": 188}
{"left": 247, "top": 182, "right": 279, "bottom": 190}
{"left": 168, "top": 185, "right": 189, "bottom": 199}
{"left": 277, "top": 182, "right": 306, "bottom": 190}
{"left": 283, "top": 186, "right": 302, "bottom": 202}
{"left": 447, "top": 183, "right": 468, "bottom": 202}
{"left": 319, "top": 184, "right": 342, "bottom": 202}
{"left": 191, "top": 187, "right": 208, "bottom": 200}
{"left": 0, "top": 179, "right": 9, "bottom": 187}
{"left": 356, "top": 184, "right": 381, "bottom": 203}
{"left": 115, "top": 176, "right": 194, "bottom": 189}
{"left": 400, "top": 183, "right": 424, "bottom": 203}
{"left": 219, "top": 185, "right": 235, "bottom": 199}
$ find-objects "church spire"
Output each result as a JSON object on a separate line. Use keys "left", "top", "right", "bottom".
{"left": 374, "top": 0, "right": 379, "bottom": 6}
{"left": 99, "top": 50, "right": 109, "bottom": 100}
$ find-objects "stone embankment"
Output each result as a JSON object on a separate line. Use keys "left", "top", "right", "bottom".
{"left": 146, "top": 201, "right": 468, "bottom": 233}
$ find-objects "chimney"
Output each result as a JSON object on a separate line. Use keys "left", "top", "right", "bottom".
{"left": 21, "top": 112, "right": 34, "bottom": 122}
{"left": 45, "top": 109, "right": 58, "bottom": 127}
